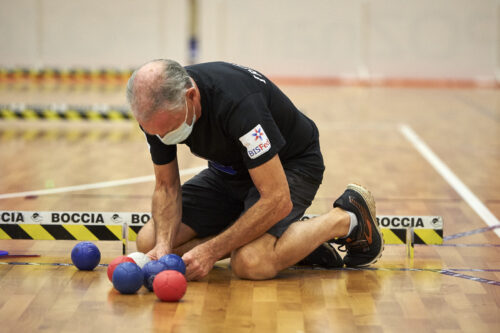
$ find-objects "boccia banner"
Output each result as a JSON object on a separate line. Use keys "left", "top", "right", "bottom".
{"left": 0, "top": 211, "right": 443, "bottom": 244}
{"left": 301, "top": 214, "right": 443, "bottom": 245}
{"left": 0, "top": 211, "right": 150, "bottom": 241}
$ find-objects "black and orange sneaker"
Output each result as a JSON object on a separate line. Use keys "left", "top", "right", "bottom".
{"left": 332, "top": 184, "right": 384, "bottom": 267}
{"left": 296, "top": 242, "right": 344, "bottom": 268}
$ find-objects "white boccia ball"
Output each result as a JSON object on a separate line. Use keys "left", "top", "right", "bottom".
{"left": 127, "top": 252, "right": 151, "bottom": 268}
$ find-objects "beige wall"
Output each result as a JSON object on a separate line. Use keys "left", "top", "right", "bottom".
{"left": 197, "top": 0, "right": 500, "bottom": 82}
{"left": 0, "top": 0, "right": 498, "bottom": 81}
{"left": 0, "top": 0, "right": 188, "bottom": 68}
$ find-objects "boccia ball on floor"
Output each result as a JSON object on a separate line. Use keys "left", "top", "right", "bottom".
{"left": 153, "top": 270, "right": 187, "bottom": 302}
{"left": 142, "top": 260, "right": 168, "bottom": 291}
{"left": 159, "top": 254, "right": 186, "bottom": 275}
{"left": 71, "top": 241, "right": 101, "bottom": 271}
{"left": 107, "top": 256, "right": 135, "bottom": 282}
{"left": 112, "top": 262, "right": 144, "bottom": 294}
{"left": 127, "top": 251, "right": 151, "bottom": 268}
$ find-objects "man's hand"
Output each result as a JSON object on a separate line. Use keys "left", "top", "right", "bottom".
{"left": 146, "top": 242, "right": 171, "bottom": 260}
{"left": 182, "top": 244, "right": 218, "bottom": 281}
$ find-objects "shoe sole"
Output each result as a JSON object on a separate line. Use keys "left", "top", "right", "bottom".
{"left": 297, "top": 242, "right": 344, "bottom": 268}
{"left": 346, "top": 183, "right": 385, "bottom": 267}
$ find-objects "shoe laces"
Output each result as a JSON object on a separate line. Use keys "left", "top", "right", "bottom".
{"left": 337, "top": 240, "right": 370, "bottom": 254}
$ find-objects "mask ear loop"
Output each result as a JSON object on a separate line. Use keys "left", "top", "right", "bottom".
{"left": 185, "top": 79, "right": 195, "bottom": 123}
{"left": 183, "top": 99, "right": 189, "bottom": 123}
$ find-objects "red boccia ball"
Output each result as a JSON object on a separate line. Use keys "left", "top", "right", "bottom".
{"left": 153, "top": 270, "right": 187, "bottom": 302}
{"left": 107, "top": 256, "right": 136, "bottom": 282}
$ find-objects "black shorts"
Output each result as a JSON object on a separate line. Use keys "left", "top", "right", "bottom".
{"left": 181, "top": 165, "right": 323, "bottom": 238}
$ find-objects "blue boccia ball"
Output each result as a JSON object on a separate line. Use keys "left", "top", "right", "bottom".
{"left": 142, "top": 260, "right": 168, "bottom": 291}
{"left": 112, "top": 262, "right": 144, "bottom": 294}
{"left": 71, "top": 241, "right": 101, "bottom": 271}
{"left": 159, "top": 254, "right": 186, "bottom": 275}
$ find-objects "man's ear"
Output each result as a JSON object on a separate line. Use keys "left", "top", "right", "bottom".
{"left": 186, "top": 86, "right": 196, "bottom": 101}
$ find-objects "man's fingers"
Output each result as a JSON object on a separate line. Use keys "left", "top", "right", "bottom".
{"left": 185, "top": 267, "right": 195, "bottom": 281}
{"left": 146, "top": 250, "right": 156, "bottom": 260}
{"left": 186, "top": 270, "right": 200, "bottom": 281}
{"left": 186, "top": 273, "right": 195, "bottom": 281}
{"left": 184, "top": 261, "right": 200, "bottom": 281}
{"left": 181, "top": 253, "right": 192, "bottom": 265}
{"left": 185, "top": 264, "right": 207, "bottom": 281}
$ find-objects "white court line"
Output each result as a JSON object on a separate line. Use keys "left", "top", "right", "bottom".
{"left": 0, "top": 165, "right": 206, "bottom": 200}
{"left": 399, "top": 124, "right": 500, "bottom": 238}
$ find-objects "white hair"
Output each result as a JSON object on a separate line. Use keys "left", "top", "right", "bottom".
{"left": 126, "top": 59, "right": 193, "bottom": 121}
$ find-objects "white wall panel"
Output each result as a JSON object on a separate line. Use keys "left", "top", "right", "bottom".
{"left": 368, "top": 0, "right": 498, "bottom": 80}
{"left": 197, "top": 0, "right": 499, "bottom": 81}
{"left": 40, "top": 0, "right": 188, "bottom": 68}
{"left": 0, "top": 0, "right": 498, "bottom": 81}
{"left": 0, "top": 0, "right": 39, "bottom": 66}
{"left": 0, "top": 0, "right": 188, "bottom": 68}
{"left": 198, "top": 0, "right": 362, "bottom": 77}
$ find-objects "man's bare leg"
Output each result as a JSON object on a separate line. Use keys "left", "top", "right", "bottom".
{"left": 231, "top": 207, "right": 350, "bottom": 280}
{"left": 138, "top": 208, "right": 348, "bottom": 280}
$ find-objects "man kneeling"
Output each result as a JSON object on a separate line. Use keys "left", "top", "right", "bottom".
{"left": 126, "top": 59, "right": 384, "bottom": 280}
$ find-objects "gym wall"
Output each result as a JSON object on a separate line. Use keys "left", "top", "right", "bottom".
{"left": 0, "top": 0, "right": 498, "bottom": 82}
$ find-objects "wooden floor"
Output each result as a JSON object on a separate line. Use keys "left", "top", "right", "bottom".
{"left": 0, "top": 82, "right": 499, "bottom": 332}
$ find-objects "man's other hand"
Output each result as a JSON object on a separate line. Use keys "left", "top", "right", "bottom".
{"left": 182, "top": 245, "right": 217, "bottom": 281}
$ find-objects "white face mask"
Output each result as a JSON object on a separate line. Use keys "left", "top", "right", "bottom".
{"left": 156, "top": 100, "right": 196, "bottom": 145}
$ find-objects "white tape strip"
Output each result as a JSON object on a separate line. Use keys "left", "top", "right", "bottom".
{"left": 399, "top": 124, "right": 499, "bottom": 237}
{"left": 0, "top": 165, "right": 206, "bottom": 200}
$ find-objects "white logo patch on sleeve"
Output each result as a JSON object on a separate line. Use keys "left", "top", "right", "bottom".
{"left": 239, "top": 124, "right": 271, "bottom": 159}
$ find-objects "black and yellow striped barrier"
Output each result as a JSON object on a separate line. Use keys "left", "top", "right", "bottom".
{"left": 381, "top": 227, "right": 443, "bottom": 245}
{"left": 0, "top": 104, "right": 132, "bottom": 121}
{"left": 0, "top": 223, "right": 123, "bottom": 241}
{"left": 0, "top": 82, "right": 125, "bottom": 93}
{"left": 0, "top": 128, "right": 142, "bottom": 142}
{"left": 377, "top": 216, "right": 443, "bottom": 245}
{"left": 0, "top": 68, "right": 133, "bottom": 82}
{"left": 1, "top": 211, "right": 443, "bottom": 245}
{"left": 0, "top": 211, "right": 150, "bottom": 243}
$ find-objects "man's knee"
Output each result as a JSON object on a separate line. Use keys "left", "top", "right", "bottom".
{"left": 136, "top": 219, "right": 155, "bottom": 253}
{"left": 231, "top": 241, "right": 278, "bottom": 280}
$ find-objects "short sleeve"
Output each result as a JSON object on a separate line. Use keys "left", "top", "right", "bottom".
{"left": 225, "top": 93, "right": 285, "bottom": 169}
{"left": 140, "top": 126, "right": 177, "bottom": 165}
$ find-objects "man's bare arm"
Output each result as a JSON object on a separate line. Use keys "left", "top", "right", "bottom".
{"left": 182, "top": 154, "right": 292, "bottom": 279}
{"left": 147, "top": 158, "right": 182, "bottom": 259}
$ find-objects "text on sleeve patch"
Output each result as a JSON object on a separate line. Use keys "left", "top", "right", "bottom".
{"left": 239, "top": 124, "right": 271, "bottom": 159}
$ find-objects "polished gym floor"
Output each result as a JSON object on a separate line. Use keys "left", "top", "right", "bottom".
{"left": 0, "top": 79, "right": 499, "bottom": 332}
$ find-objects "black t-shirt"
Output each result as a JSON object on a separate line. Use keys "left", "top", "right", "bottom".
{"left": 143, "top": 62, "right": 324, "bottom": 181}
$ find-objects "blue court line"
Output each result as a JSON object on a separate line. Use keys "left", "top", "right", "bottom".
{"left": 0, "top": 262, "right": 108, "bottom": 267}
{"left": 438, "top": 270, "right": 500, "bottom": 286}
{"left": 443, "top": 224, "right": 500, "bottom": 241}
{"left": 454, "top": 95, "right": 500, "bottom": 122}
{"left": 341, "top": 267, "right": 500, "bottom": 273}
{"left": 1, "top": 263, "right": 499, "bottom": 286}
{"left": 2, "top": 261, "right": 499, "bottom": 273}
{"left": 435, "top": 243, "right": 500, "bottom": 247}
{"left": 385, "top": 243, "right": 500, "bottom": 247}
{"left": 290, "top": 266, "right": 500, "bottom": 286}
